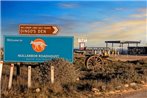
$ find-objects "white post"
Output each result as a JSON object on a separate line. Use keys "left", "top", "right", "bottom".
{"left": 51, "top": 66, "right": 54, "bottom": 83}
{"left": 0, "top": 61, "right": 3, "bottom": 98}
{"left": 8, "top": 63, "right": 14, "bottom": 89}
{"left": 108, "top": 50, "right": 110, "bottom": 56}
{"left": 94, "top": 50, "right": 97, "bottom": 55}
{"left": 28, "top": 66, "right": 31, "bottom": 88}
{"left": 117, "top": 51, "right": 119, "bottom": 55}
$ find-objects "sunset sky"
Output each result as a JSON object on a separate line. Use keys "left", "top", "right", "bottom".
{"left": 1, "top": 0, "right": 147, "bottom": 48}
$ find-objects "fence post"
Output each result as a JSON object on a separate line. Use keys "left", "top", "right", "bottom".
{"left": 94, "top": 50, "right": 97, "bottom": 55}
{"left": 51, "top": 66, "right": 54, "bottom": 83}
{"left": 8, "top": 63, "right": 14, "bottom": 89}
{"left": 16, "top": 63, "right": 21, "bottom": 76}
{"left": 28, "top": 66, "right": 31, "bottom": 88}
{"left": 0, "top": 61, "right": 3, "bottom": 98}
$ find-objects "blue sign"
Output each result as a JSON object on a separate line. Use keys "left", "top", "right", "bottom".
{"left": 4, "top": 36, "right": 73, "bottom": 62}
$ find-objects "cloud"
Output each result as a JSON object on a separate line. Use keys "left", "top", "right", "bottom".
{"left": 1, "top": 22, "right": 19, "bottom": 35}
{"left": 73, "top": 15, "right": 146, "bottom": 47}
{"left": 115, "top": 8, "right": 127, "bottom": 11}
{"left": 130, "top": 8, "right": 147, "bottom": 18}
{"left": 59, "top": 3, "right": 79, "bottom": 8}
{"left": 131, "top": 14, "right": 147, "bottom": 18}
{"left": 137, "top": 8, "right": 147, "bottom": 13}
{"left": 58, "top": 7, "right": 146, "bottom": 48}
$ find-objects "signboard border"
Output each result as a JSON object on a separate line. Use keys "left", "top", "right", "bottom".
{"left": 4, "top": 35, "right": 74, "bottom": 63}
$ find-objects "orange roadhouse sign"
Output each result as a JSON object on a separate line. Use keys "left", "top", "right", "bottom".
{"left": 19, "top": 24, "right": 58, "bottom": 35}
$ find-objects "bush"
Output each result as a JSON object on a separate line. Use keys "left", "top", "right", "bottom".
{"left": 38, "top": 58, "right": 79, "bottom": 85}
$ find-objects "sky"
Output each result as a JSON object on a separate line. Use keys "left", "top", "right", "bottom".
{"left": 1, "top": 1, "right": 147, "bottom": 48}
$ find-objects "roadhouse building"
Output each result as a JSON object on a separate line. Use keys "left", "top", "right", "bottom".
{"left": 105, "top": 40, "right": 144, "bottom": 55}
{"left": 128, "top": 46, "right": 147, "bottom": 55}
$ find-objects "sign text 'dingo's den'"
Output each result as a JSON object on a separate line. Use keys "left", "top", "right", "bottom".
{"left": 19, "top": 24, "right": 58, "bottom": 35}
{"left": 4, "top": 36, "right": 73, "bottom": 62}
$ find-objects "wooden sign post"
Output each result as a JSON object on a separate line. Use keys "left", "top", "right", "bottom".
{"left": 16, "top": 63, "right": 21, "bottom": 76}
{"left": 28, "top": 66, "right": 31, "bottom": 88}
{"left": 8, "top": 63, "right": 14, "bottom": 89}
{"left": 51, "top": 66, "right": 54, "bottom": 84}
{"left": 0, "top": 61, "right": 3, "bottom": 97}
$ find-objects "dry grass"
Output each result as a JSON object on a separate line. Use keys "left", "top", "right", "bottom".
{"left": 1, "top": 57, "right": 147, "bottom": 98}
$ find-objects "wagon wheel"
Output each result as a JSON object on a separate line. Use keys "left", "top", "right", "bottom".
{"left": 86, "top": 55, "right": 103, "bottom": 69}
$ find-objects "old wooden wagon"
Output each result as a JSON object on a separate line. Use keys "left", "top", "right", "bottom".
{"left": 74, "top": 47, "right": 110, "bottom": 69}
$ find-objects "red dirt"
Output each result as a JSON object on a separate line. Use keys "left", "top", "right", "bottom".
{"left": 110, "top": 55, "right": 147, "bottom": 62}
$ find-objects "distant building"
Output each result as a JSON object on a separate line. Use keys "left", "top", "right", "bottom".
{"left": 128, "top": 46, "right": 147, "bottom": 55}
{"left": 105, "top": 40, "right": 141, "bottom": 54}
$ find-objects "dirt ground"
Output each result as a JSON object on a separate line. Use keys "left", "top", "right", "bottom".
{"left": 124, "top": 89, "right": 147, "bottom": 98}
{"left": 110, "top": 85, "right": 147, "bottom": 98}
{"left": 110, "top": 55, "right": 147, "bottom": 61}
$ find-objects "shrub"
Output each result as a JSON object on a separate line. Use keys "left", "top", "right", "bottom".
{"left": 38, "top": 58, "right": 79, "bottom": 85}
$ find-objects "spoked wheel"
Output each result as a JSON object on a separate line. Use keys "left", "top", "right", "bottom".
{"left": 86, "top": 55, "right": 103, "bottom": 69}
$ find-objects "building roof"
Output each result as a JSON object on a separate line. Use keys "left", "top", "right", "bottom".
{"left": 105, "top": 40, "right": 141, "bottom": 44}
